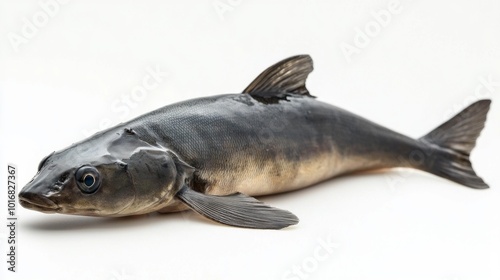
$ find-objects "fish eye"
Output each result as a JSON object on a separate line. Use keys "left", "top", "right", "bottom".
{"left": 75, "top": 166, "right": 101, "bottom": 194}
{"left": 84, "top": 174, "right": 95, "bottom": 187}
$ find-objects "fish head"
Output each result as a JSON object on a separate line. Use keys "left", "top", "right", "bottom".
{"left": 19, "top": 128, "right": 194, "bottom": 216}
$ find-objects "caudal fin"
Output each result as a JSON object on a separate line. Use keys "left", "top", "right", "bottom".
{"left": 419, "top": 100, "right": 491, "bottom": 189}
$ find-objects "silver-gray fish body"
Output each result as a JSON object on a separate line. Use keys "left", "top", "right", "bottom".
{"left": 19, "top": 55, "right": 490, "bottom": 229}
{"left": 126, "top": 93, "right": 417, "bottom": 198}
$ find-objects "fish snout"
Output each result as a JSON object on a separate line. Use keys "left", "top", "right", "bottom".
{"left": 19, "top": 188, "right": 59, "bottom": 212}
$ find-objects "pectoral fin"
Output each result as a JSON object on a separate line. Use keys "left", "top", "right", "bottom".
{"left": 175, "top": 186, "right": 299, "bottom": 230}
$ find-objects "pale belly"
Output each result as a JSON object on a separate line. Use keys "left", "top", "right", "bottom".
{"left": 157, "top": 148, "right": 388, "bottom": 214}
{"left": 202, "top": 149, "right": 351, "bottom": 196}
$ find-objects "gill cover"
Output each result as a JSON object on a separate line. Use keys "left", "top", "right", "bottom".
{"left": 122, "top": 148, "right": 194, "bottom": 214}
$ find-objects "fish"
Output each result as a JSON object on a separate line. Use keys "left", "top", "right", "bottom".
{"left": 19, "top": 55, "right": 491, "bottom": 230}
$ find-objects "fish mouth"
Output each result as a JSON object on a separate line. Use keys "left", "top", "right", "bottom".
{"left": 19, "top": 192, "right": 60, "bottom": 213}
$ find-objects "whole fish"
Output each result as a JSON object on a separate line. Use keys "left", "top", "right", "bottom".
{"left": 19, "top": 55, "right": 491, "bottom": 229}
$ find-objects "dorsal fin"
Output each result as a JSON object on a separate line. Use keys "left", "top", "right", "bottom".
{"left": 243, "top": 55, "right": 314, "bottom": 96}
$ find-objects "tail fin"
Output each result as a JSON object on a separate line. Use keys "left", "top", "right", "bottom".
{"left": 419, "top": 100, "right": 491, "bottom": 189}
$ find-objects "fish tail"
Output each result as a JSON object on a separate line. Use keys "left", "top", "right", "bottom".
{"left": 418, "top": 99, "right": 491, "bottom": 189}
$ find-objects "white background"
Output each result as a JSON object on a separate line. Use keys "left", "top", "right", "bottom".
{"left": 1, "top": 1, "right": 499, "bottom": 279}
